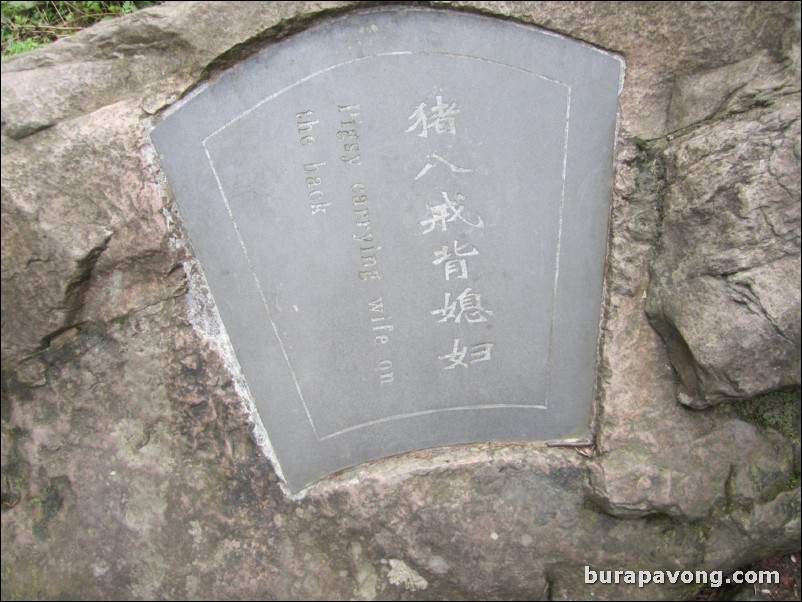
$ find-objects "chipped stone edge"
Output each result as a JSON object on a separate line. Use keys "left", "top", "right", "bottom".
{"left": 141, "top": 114, "right": 295, "bottom": 496}
{"left": 138, "top": 6, "right": 628, "bottom": 500}
{"left": 591, "top": 50, "right": 628, "bottom": 440}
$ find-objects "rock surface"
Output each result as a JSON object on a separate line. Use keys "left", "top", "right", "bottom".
{"left": 646, "top": 77, "right": 801, "bottom": 408}
{"left": 1, "top": 2, "right": 800, "bottom": 600}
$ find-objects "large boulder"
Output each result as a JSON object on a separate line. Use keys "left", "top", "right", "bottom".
{"left": 646, "top": 51, "right": 801, "bottom": 408}
{"left": 2, "top": 2, "right": 800, "bottom": 600}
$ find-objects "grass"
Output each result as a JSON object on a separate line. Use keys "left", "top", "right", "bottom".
{"left": 1, "top": 0, "right": 160, "bottom": 59}
{"left": 732, "top": 388, "right": 802, "bottom": 442}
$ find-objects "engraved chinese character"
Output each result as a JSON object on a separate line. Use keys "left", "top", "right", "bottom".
{"left": 414, "top": 152, "right": 473, "bottom": 180}
{"left": 438, "top": 338, "right": 468, "bottom": 369}
{"left": 433, "top": 240, "right": 479, "bottom": 280}
{"left": 419, "top": 192, "right": 484, "bottom": 234}
{"left": 438, "top": 339, "right": 494, "bottom": 369}
{"left": 406, "top": 96, "right": 460, "bottom": 138}
{"left": 469, "top": 342, "right": 494, "bottom": 364}
{"left": 431, "top": 288, "right": 493, "bottom": 324}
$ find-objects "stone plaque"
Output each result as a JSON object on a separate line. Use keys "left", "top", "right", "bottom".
{"left": 151, "top": 7, "right": 622, "bottom": 491}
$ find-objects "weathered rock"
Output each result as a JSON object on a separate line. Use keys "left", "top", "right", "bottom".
{"left": 587, "top": 418, "right": 796, "bottom": 520}
{"left": 1, "top": 2, "right": 800, "bottom": 601}
{"left": 666, "top": 50, "right": 799, "bottom": 133}
{"left": 646, "top": 86, "right": 801, "bottom": 408}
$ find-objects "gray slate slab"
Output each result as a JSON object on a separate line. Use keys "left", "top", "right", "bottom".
{"left": 151, "top": 7, "right": 623, "bottom": 491}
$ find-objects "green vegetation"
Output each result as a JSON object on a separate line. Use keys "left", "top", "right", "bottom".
{"left": 732, "top": 388, "right": 801, "bottom": 442}
{"left": 1, "top": 0, "right": 160, "bottom": 59}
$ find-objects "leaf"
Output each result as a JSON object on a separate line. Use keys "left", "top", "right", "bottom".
{"left": 2, "top": 36, "right": 46, "bottom": 58}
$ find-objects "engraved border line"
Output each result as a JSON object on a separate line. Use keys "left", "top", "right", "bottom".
{"left": 203, "top": 52, "right": 571, "bottom": 441}
{"left": 545, "top": 85, "right": 572, "bottom": 411}
{"left": 319, "top": 403, "right": 548, "bottom": 440}
{"left": 202, "top": 144, "right": 321, "bottom": 439}
{"left": 203, "top": 52, "right": 570, "bottom": 144}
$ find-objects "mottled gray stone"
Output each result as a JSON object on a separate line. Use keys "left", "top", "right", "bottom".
{"left": 646, "top": 88, "right": 801, "bottom": 409}
{"left": 2, "top": 2, "right": 800, "bottom": 601}
{"left": 151, "top": 7, "right": 622, "bottom": 491}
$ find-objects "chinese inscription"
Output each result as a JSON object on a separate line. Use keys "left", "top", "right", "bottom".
{"left": 419, "top": 191, "right": 484, "bottom": 234}
{"left": 408, "top": 96, "right": 495, "bottom": 370}
{"left": 432, "top": 240, "right": 478, "bottom": 280}
{"left": 151, "top": 7, "right": 622, "bottom": 491}
{"left": 414, "top": 153, "right": 473, "bottom": 181}
{"left": 406, "top": 95, "right": 461, "bottom": 137}
{"left": 439, "top": 339, "right": 494, "bottom": 369}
